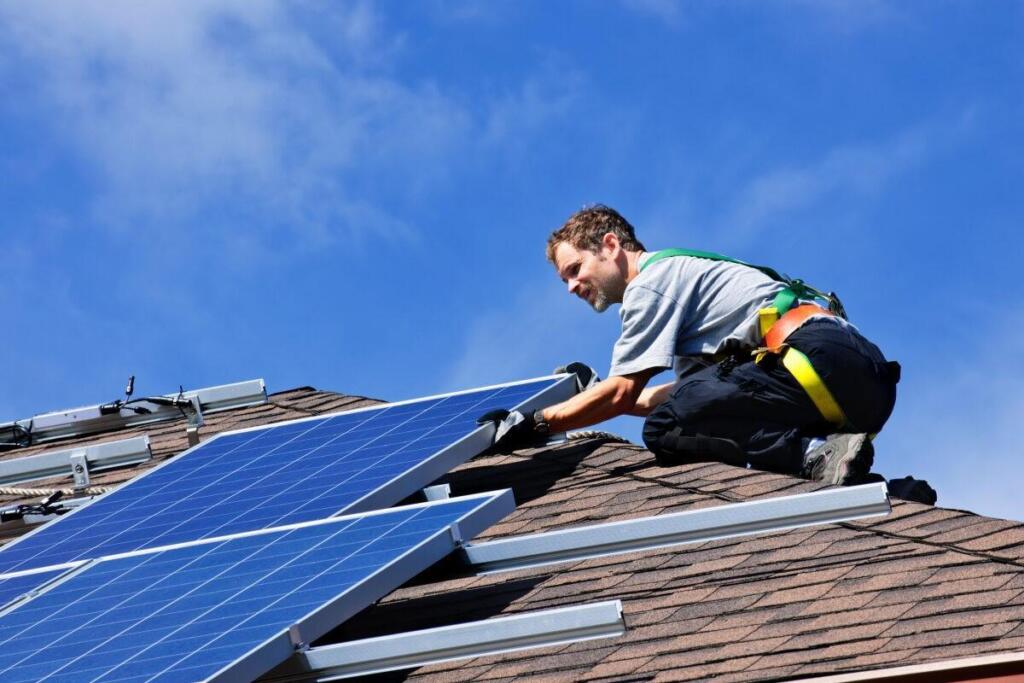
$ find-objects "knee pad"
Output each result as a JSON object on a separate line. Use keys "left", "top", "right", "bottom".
{"left": 644, "top": 425, "right": 746, "bottom": 468}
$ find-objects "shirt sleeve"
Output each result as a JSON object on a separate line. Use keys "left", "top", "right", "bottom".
{"left": 609, "top": 284, "right": 687, "bottom": 377}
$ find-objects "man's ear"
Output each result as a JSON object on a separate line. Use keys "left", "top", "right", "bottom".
{"left": 601, "top": 232, "right": 621, "bottom": 256}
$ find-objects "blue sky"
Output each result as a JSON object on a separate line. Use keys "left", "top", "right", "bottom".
{"left": 1, "top": 2, "right": 1022, "bottom": 519}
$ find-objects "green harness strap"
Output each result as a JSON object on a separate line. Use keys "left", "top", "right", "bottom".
{"left": 639, "top": 247, "right": 844, "bottom": 318}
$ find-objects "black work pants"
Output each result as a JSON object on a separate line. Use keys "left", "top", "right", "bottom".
{"left": 642, "top": 320, "right": 900, "bottom": 475}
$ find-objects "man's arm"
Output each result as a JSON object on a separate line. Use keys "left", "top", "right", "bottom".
{"left": 626, "top": 382, "right": 673, "bottom": 416}
{"left": 542, "top": 368, "right": 659, "bottom": 432}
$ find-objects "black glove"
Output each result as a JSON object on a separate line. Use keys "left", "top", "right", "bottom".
{"left": 477, "top": 409, "right": 546, "bottom": 450}
{"left": 554, "top": 361, "right": 601, "bottom": 393}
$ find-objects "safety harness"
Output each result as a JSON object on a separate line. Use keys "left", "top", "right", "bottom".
{"left": 639, "top": 248, "right": 851, "bottom": 429}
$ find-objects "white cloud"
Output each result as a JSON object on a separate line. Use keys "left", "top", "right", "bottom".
{"left": 637, "top": 111, "right": 976, "bottom": 251}
{"left": 0, "top": 1, "right": 468, "bottom": 255}
{"left": 483, "top": 59, "right": 584, "bottom": 147}
{"left": 629, "top": 118, "right": 963, "bottom": 254}
{"left": 719, "top": 126, "right": 932, "bottom": 246}
{"left": 620, "top": 0, "right": 902, "bottom": 31}
{"left": 620, "top": 0, "right": 684, "bottom": 26}
{"left": 783, "top": 0, "right": 906, "bottom": 34}
{"left": 0, "top": 1, "right": 592, "bottom": 270}
{"left": 881, "top": 306, "right": 1024, "bottom": 521}
{"left": 442, "top": 276, "right": 620, "bottom": 392}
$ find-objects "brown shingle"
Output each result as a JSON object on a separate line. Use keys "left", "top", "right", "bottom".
{"left": 881, "top": 621, "right": 1018, "bottom": 650}
{"left": 580, "top": 656, "right": 653, "bottom": 680}
{"left": 880, "top": 604, "right": 1024, "bottom": 637}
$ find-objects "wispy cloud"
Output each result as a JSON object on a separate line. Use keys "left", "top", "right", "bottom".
{"left": 693, "top": 112, "right": 974, "bottom": 249}
{"left": 0, "top": 1, "right": 467, "bottom": 257}
{"left": 621, "top": 0, "right": 903, "bottom": 32}
{"left": 882, "top": 306, "right": 1024, "bottom": 521}
{"left": 0, "top": 2, "right": 593, "bottom": 271}
{"left": 723, "top": 128, "right": 929, "bottom": 243}
{"left": 481, "top": 55, "right": 585, "bottom": 162}
{"left": 442, "top": 276, "right": 620, "bottom": 392}
{"left": 783, "top": 0, "right": 906, "bottom": 34}
{"left": 620, "top": 0, "right": 684, "bottom": 26}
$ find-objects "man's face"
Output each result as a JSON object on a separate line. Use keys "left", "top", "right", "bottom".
{"left": 552, "top": 241, "right": 625, "bottom": 313}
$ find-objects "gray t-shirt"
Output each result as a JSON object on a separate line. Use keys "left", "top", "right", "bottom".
{"left": 609, "top": 252, "right": 786, "bottom": 379}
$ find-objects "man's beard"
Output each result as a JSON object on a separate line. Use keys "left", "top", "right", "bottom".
{"left": 589, "top": 287, "right": 611, "bottom": 313}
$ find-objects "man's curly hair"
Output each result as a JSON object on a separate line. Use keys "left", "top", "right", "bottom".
{"left": 546, "top": 205, "right": 646, "bottom": 262}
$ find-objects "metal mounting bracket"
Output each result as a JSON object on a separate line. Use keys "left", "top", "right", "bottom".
{"left": 421, "top": 483, "right": 451, "bottom": 501}
{"left": 69, "top": 451, "right": 90, "bottom": 489}
{"left": 288, "top": 624, "right": 307, "bottom": 650}
{"left": 544, "top": 432, "right": 568, "bottom": 446}
{"left": 186, "top": 396, "right": 204, "bottom": 447}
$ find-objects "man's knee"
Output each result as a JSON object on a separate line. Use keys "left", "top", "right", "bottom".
{"left": 642, "top": 420, "right": 746, "bottom": 468}
{"left": 641, "top": 374, "right": 750, "bottom": 467}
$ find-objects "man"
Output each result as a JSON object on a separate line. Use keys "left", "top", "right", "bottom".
{"left": 481, "top": 205, "right": 903, "bottom": 487}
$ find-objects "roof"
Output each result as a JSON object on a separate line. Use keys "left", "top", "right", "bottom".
{"left": 4, "top": 385, "right": 1024, "bottom": 682}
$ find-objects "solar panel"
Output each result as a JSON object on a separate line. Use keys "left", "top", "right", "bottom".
{"left": 0, "top": 490, "right": 513, "bottom": 683}
{"left": 0, "top": 376, "right": 572, "bottom": 575}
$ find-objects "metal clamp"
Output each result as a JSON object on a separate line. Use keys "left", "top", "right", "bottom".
{"left": 186, "top": 396, "right": 204, "bottom": 447}
{"left": 69, "top": 451, "right": 90, "bottom": 490}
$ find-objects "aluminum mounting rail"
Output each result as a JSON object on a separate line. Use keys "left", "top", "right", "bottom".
{"left": 259, "top": 600, "right": 625, "bottom": 682}
{"left": 0, "top": 436, "right": 152, "bottom": 487}
{"left": 1, "top": 379, "right": 267, "bottom": 444}
{"left": 462, "top": 482, "right": 890, "bottom": 574}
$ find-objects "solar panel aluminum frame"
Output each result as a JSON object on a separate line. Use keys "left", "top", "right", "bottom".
{"left": 0, "top": 565, "right": 77, "bottom": 613}
{"left": 0, "top": 375, "right": 574, "bottom": 570}
{"left": 0, "top": 490, "right": 515, "bottom": 683}
{"left": 215, "top": 374, "right": 576, "bottom": 516}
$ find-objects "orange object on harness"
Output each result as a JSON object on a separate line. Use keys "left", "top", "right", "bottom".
{"left": 763, "top": 304, "right": 836, "bottom": 352}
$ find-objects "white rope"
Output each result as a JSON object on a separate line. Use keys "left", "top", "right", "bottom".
{"left": 0, "top": 485, "right": 113, "bottom": 497}
{"left": 566, "top": 430, "right": 631, "bottom": 444}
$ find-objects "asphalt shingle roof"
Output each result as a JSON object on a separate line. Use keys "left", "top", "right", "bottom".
{"left": 3, "top": 386, "right": 1023, "bottom": 682}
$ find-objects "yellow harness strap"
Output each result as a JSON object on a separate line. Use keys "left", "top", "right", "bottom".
{"left": 780, "top": 347, "right": 848, "bottom": 428}
{"left": 754, "top": 304, "right": 849, "bottom": 429}
{"left": 758, "top": 307, "right": 779, "bottom": 338}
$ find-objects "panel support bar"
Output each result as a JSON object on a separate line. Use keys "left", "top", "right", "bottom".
{"left": 2, "top": 379, "right": 266, "bottom": 445}
{"left": 262, "top": 600, "right": 624, "bottom": 682}
{"left": 0, "top": 436, "right": 152, "bottom": 487}
{"left": 462, "top": 482, "right": 890, "bottom": 574}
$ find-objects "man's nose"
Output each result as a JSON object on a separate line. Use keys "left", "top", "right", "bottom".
{"left": 567, "top": 278, "right": 580, "bottom": 295}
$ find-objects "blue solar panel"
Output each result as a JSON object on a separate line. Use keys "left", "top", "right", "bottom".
{"left": 0, "top": 491, "right": 512, "bottom": 683}
{"left": 0, "top": 376, "right": 570, "bottom": 575}
{"left": 0, "top": 568, "right": 67, "bottom": 610}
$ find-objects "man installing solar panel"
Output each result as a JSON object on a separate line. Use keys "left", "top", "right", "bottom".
{"left": 478, "top": 205, "right": 935, "bottom": 503}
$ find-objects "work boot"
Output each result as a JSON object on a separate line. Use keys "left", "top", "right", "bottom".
{"left": 887, "top": 476, "right": 938, "bottom": 505}
{"left": 802, "top": 433, "right": 874, "bottom": 486}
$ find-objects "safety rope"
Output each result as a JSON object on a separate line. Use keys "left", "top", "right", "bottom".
{"left": 567, "top": 430, "right": 631, "bottom": 444}
{"left": 0, "top": 485, "right": 113, "bottom": 498}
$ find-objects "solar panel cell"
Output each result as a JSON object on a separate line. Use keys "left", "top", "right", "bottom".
{"left": 0, "top": 376, "right": 571, "bottom": 574}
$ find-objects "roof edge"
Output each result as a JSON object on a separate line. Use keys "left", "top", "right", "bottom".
{"left": 801, "top": 650, "right": 1024, "bottom": 683}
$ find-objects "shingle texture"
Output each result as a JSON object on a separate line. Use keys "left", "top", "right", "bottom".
{"left": 3, "top": 386, "right": 1024, "bottom": 682}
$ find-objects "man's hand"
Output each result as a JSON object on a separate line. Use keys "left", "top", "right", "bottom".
{"left": 554, "top": 361, "right": 601, "bottom": 393}
{"left": 477, "top": 409, "right": 546, "bottom": 450}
